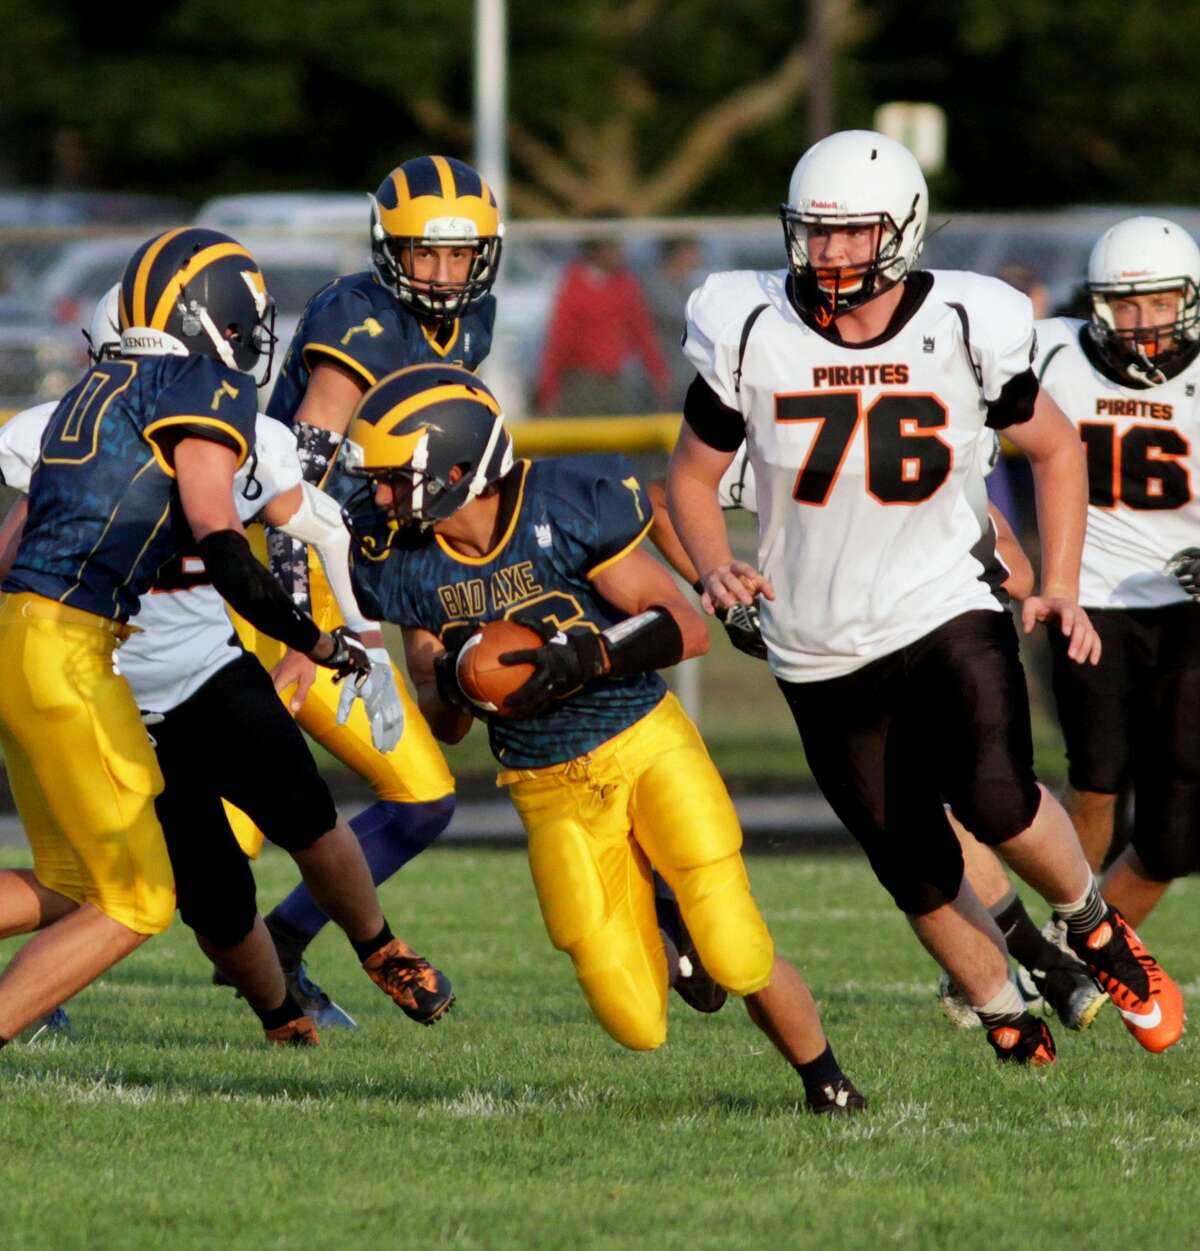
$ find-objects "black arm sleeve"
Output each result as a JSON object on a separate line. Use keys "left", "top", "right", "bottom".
{"left": 601, "top": 607, "right": 685, "bottom": 677}
{"left": 682, "top": 374, "right": 746, "bottom": 452}
{"left": 985, "top": 368, "right": 1039, "bottom": 430}
{"left": 197, "top": 529, "right": 322, "bottom": 655}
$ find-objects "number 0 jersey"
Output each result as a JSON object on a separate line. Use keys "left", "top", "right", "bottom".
{"left": 0, "top": 401, "right": 300, "bottom": 711}
{"left": 1036, "top": 318, "right": 1200, "bottom": 609}
{"left": 684, "top": 268, "right": 1034, "bottom": 683}
{"left": 351, "top": 455, "right": 667, "bottom": 769}
{"left": 2, "top": 355, "right": 256, "bottom": 622}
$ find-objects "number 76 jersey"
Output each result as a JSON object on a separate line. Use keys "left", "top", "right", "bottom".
{"left": 1036, "top": 317, "right": 1200, "bottom": 609}
{"left": 684, "top": 268, "right": 1034, "bottom": 682}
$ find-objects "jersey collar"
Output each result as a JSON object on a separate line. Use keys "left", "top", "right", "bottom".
{"left": 786, "top": 270, "right": 934, "bottom": 349}
{"left": 434, "top": 460, "right": 530, "bottom": 566}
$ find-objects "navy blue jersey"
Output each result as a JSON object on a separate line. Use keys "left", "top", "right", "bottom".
{"left": 3, "top": 355, "right": 255, "bottom": 621}
{"left": 267, "top": 272, "right": 496, "bottom": 431}
{"left": 352, "top": 455, "right": 667, "bottom": 768}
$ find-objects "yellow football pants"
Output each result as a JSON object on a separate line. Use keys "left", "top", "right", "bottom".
{"left": 225, "top": 539, "right": 453, "bottom": 857}
{"left": 0, "top": 593, "right": 175, "bottom": 934}
{"left": 500, "top": 692, "right": 774, "bottom": 1051}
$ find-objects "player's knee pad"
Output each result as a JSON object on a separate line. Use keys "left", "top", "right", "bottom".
{"left": 176, "top": 862, "right": 257, "bottom": 948}
{"left": 674, "top": 856, "right": 774, "bottom": 996}
{"left": 568, "top": 933, "right": 668, "bottom": 1051}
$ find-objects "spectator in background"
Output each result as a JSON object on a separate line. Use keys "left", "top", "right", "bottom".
{"left": 536, "top": 238, "right": 671, "bottom": 416}
{"left": 645, "top": 239, "right": 706, "bottom": 404}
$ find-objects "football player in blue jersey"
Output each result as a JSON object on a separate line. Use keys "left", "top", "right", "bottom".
{"left": 220, "top": 155, "right": 505, "bottom": 1018}
{"left": 0, "top": 227, "right": 450, "bottom": 1045}
{"left": 336, "top": 363, "right": 865, "bottom": 1114}
{"left": 0, "top": 227, "right": 398, "bottom": 1045}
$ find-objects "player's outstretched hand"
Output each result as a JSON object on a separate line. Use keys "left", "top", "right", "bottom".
{"left": 1165, "top": 546, "right": 1200, "bottom": 599}
{"left": 312, "top": 625, "right": 373, "bottom": 682}
{"left": 336, "top": 647, "right": 405, "bottom": 752}
{"left": 501, "top": 623, "right": 608, "bottom": 718}
{"left": 698, "top": 561, "right": 775, "bottom": 615}
{"left": 1022, "top": 595, "right": 1102, "bottom": 665}
{"left": 270, "top": 649, "right": 318, "bottom": 713}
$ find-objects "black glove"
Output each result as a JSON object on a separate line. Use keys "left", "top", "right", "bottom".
{"left": 1166, "top": 547, "right": 1200, "bottom": 600}
{"left": 313, "top": 625, "right": 372, "bottom": 683}
{"left": 433, "top": 646, "right": 473, "bottom": 714}
{"left": 716, "top": 600, "right": 768, "bottom": 660}
{"left": 501, "top": 624, "right": 609, "bottom": 718}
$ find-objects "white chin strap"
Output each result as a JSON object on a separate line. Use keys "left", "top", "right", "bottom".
{"left": 466, "top": 416, "right": 511, "bottom": 503}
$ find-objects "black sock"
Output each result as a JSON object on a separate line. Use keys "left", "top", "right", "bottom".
{"left": 253, "top": 991, "right": 305, "bottom": 1031}
{"left": 991, "top": 892, "right": 1066, "bottom": 974}
{"left": 1059, "top": 880, "right": 1109, "bottom": 937}
{"left": 793, "top": 1043, "right": 846, "bottom": 1101}
{"left": 351, "top": 920, "right": 394, "bottom": 964}
{"left": 264, "top": 911, "right": 312, "bottom": 967}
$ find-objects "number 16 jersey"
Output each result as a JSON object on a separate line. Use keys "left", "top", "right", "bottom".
{"left": 1036, "top": 318, "right": 1200, "bottom": 610}
{"left": 683, "top": 268, "right": 1036, "bottom": 683}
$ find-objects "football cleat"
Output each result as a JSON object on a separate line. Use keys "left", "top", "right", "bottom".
{"left": 264, "top": 1015, "right": 320, "bottom": 1047}
{"left": 936, "top": 973, "right": 981, "bottom": 1030}
{"left": 986, "top": 1014, "right": 1057, "bottom": 1066}
{"left": 1027, "top": 963, "right": 1107, "bottom": 1032}
{"left": 806, "top": 1077, "right": 868, "bottom": 1116}
{"left": 285, "top": 962, "right": 358, "bottom": 1031}
{"left": 1014, "top": 965, "right": 1046, "bottom": 1015}
{"left": 1066, "top": 908, "right": 1184, "bottom": 1053}
{"left": 655, "top": 882, "right": 728, "bottom": 1015}
{"left": 19, "top": 1007, "right": 72, "bottom": 1043}
{"left": 362, "top": 938, "right": 455, "bottom": 1025}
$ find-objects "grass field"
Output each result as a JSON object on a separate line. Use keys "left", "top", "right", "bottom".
{"left": 2, "top": 845, "right": 1197, "bottom": 1251}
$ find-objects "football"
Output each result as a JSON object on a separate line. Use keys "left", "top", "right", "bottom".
{"left": 455, "top": 619, "right": 545, "bottom": 715}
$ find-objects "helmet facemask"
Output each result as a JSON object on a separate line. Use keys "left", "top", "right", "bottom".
{"left": 1087, "top": 279, "right": 1200, "bottom": 385}
{"left": 369, "top": 198, "right": 503, "bottom": 324}
{"left": 781, "top": 201, "right": 919, "bottom": 327}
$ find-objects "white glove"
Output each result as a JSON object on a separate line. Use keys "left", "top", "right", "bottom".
{"left": 336, "top": 646, "right": 404, "bottom": 752}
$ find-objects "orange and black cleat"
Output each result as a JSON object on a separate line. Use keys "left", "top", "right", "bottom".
{"left": 264, "top": 1016, "right": 320, "bottom": 1047}
{"left": 362, "top": 938, "right": 455, "bottom": 1025}
{"left": 1067, "top": 908, "right": 1184, "bottom": 1054}
{"left": 987, "top": 1015, "right": 1057, "bottom": 1066}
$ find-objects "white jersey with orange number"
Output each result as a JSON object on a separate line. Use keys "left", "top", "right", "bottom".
{"left": 1036, "top": 317, "right": 1200, "bottom": 609}
{"left": 684, "top": 268, "right": 1033, "bottom": 682}
{"left": 0, "top": 402, "right": 301, "bottom": 711}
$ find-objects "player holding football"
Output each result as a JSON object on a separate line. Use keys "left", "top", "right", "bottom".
{"left": 0, "top": 227, "right": 390, "bottom": 1044}
{"left": 1035, "top": 216, "right": 1200, "bottom": 928}
{"left": 665, "top": 130, "right": 1184, "bottom": 1063}
{"left": 336, "top": 362, "right": 866, "bottom": 1114}
{"left": 223, "top": 156, "right": 506, "bottom": 1017}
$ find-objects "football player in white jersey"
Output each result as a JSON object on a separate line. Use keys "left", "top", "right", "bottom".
{"left": 1037, "top": 216, "right": 1200, "bottom": 928}
{"left": 666, "top": 130, "right": 1184, "bottom": 1061}
{"left": 0, "top": 291, "right": 451, "bottom": 1043}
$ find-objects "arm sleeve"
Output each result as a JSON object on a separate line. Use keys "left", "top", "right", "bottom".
{"left": 265, "top": 421, "right": 346, "bottom": 615}
{"left": 197, "top": 529, "right": 322, "bottom": 654}
{"left": 683, "top": 375, "right": 746, "bottom": 452}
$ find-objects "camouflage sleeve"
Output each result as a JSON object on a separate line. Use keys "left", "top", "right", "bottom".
{"left": 265, "top": 422, "right": 345, "bottom": 616}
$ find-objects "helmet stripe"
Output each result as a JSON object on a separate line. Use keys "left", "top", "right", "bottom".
{"left": 367, "top": 363, "right": 487, "bottom": 407}
{"left": 149, "top": 243, "right": 258, "bottom": 330}
{"left": 132, "top": 227, "right": 190, "bottom": 326}
{"left": 380, "top": 169, "right": 404, "bottom": 211}
{"left": 367, "top": 383, "right": 502, "bottom": 431}
{"left": 430, "top": 155, "right": 456, "bottom": 199}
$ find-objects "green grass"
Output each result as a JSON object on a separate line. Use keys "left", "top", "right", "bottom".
{"left": 2, "top": 846, "right": 1197, "bottom": 1251}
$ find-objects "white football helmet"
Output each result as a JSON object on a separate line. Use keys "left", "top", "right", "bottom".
{"left": 781, "top": 129, "right": 928, "bottom": 324}
{"left": 85, "top": 283, "right": 122, "bottom": 364}
{"left": 1086, "top": 216, "right": 1200, "bottom": 384}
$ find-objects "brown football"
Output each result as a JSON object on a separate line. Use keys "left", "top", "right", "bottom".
{"left": 455, "top": 619, "right": 545, "bottom": 715}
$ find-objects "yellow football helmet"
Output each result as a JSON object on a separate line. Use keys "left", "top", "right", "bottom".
{"left": 368, "top": 156, "right": 503, "bottom": 322}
